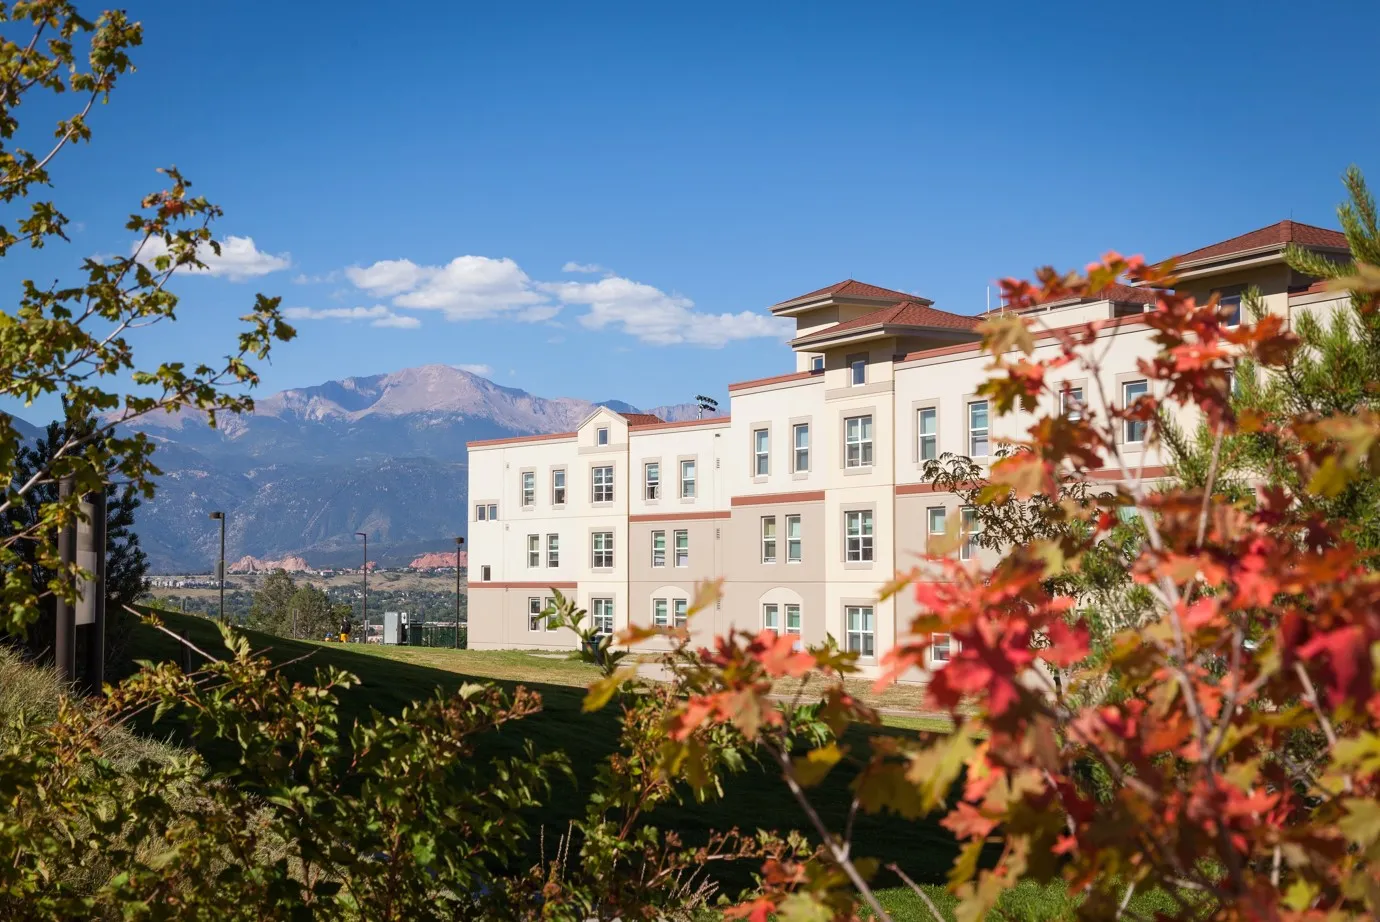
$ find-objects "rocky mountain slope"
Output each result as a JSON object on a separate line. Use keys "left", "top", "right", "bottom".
{"left": 109, "top": 365, "right": 715, "bottom": 572}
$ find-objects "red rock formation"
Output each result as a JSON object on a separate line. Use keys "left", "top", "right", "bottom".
{"left": 408, "top": 551, "right": 467, "bottom": 569}
{"left": 227, "top": 554, "right": 312, "bottom": 573}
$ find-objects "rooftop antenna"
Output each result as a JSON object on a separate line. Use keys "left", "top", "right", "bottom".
{"left": 986, "top": 285, "right": 991, "bottom": 315}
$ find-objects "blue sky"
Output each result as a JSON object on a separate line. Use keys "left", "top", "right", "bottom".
{"left": 7, "top": 0, "right": 1380, "bottom": 424}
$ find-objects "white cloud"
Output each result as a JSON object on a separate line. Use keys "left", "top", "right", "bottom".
{"left": 293, "top": 270, "right": 340, "bottom": 285}
{"left": 453, "top": 363, "right": 493, "bottom": 376}
{"left": 346, "top": 255, "right": 553, "bottom": 322}
{"left": 562, "top": 261, "right": 604, "bottom": 274}
{"left": 541, "top": 276, "right": 793, "bottom": 347}
{"left": 282, "top": 304, "right": 420, "bottom": 329}
{"left": 135, "top": 235, "right": 290, "bottom": 281}
{"left": 341, "top": 254, "right": 790, "bottom": 347}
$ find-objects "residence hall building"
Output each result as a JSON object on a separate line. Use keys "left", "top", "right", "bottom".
{"left": 466, "top": 220, "right": 1352, "bottom": 679}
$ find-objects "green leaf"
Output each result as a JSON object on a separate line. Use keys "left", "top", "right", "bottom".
{"left": 1340, "top": 797, "right": 1380, "bottom": 847}
{"left": 583, "top": 665, "right": 637, "bottom": 712}
{"left": 792, "top": 743, "right": 846, "bottom": 787}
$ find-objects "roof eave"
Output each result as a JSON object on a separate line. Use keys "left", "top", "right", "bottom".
{"left": 789, "top": 323, "right": 973, "bottom": 350}
{"left": 770, "top": 293, "right": 935, "bottom": 317}
{"left": 1165, "top": 242, "right": 1350, "bottom": 281}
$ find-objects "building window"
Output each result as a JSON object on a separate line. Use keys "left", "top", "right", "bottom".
{"left": 597, "top": 426, "right": 609, "bottom": 446}
{"left": 1219, "top": 294, "right": 1242, "bottom": 327}
{"left": 1123, "top": 380, "right": 1149, "bottom": 443}
{"left": 960, "top": 507, "right": 981, "bottom": 561}
{"left": 476, "top": 504, "right": 487, "bottom": 521}
{"left": 763, "top": 603, "right": 779, "bottom": 633}
{"left": 673, "top": 598, "right": 688, "bottom": 627}
{"left": 680, "top": 460, "right": 696, "bottom": 498}
{"left": 793, "top": 423, "right": 810, "bottom": 472}
{"left": 592, "top": 465, "right": 614, "bottom": 503}
{"left": 844, "top": 415, "right": 873, "bottom": 468}
{"left": 810, "top": 355, "right": 824, "bottom": 372}
{"left": 645, "top": 462, "right": 660, "bottom": 500}
{"left": 927, "top": 506, "right": 946, "bottom": 539}
{"left": 487, "top": 503, "right": 498, "bottom": 521}
{"left": 917, "top": 407, "right": 937, "bottom": 462}
{"left": 845, "top": 510, "right": 873, "bottom": 562}
{"left": 521, "top": 471, "right": 535, "bottom": 507}
{"left": 592, "top": 532, "right": 614, "bottom": 569}
{"left": 845, "top": 605, "right": 874, "bottom": 657}
{"left": 968, "top": 400, "right": 989, "bottom": 457}
{"left": 849, "top": 354, "right": 867, "bottom": 386}
{"left": 674, "top": 529, "right": 689, "bottom": 567}
{"left": 931, "top": 632, "right": 953, "bottom": 665}
{"left": 528, "top": 597, "right": 545, "bottom": 632}
{"left": 785, "top": 603, "right": 801, "bottom": 641}
{"left": 552, "top": 469, "right": 566, "bottom": 506}
{"left": 652, "top": 598, "right": 669, "bottom": 627}
{"left": 546, "top": 533, "right": 559, "bottom": 567}
{"left": 761, "top": 516, "right": 777, "bottom": 563}
{"left": 481, "top": 565, "right": 491, "bottom": 582}
{"left": 527, "top": 534, "right": 540, "bottom": 568}
{"left": 651, "top": 530, "right": 666, "bottom": 567}
{"left": 753, "top": 428, "right": 769, "bottom": 476}
{"left": 786, "top": 514, "right": 802, "bottom": 563}
{"left": 1060, "top": 387, "right": 1084, "bottom": 421}
{"left": 592, "top": 597, "right": 614, "bottom": 635}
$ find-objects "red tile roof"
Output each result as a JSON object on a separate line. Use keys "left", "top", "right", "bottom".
{"left": 628, "top": 416, "right": 731, "bottom": 431}
{"left": 794, "top": 300, "right": 981, "bottom": 339}
{"left": 727, "top": 369, "right": 821, "bottom": 393}
{"left": 774, "top": 279, "right": 931, "bottom": 307}
{"left": 1171, "top": 220, "right": 1347, "bottom": 266}
{"left": 617, "top": 412, "right": 664, "bottom": 426}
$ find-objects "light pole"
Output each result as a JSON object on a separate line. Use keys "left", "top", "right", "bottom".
{"left": 208, "top": 511, "right": 226, "bottom": 622}
{"left": 454, "top": 536, "right": 464, "bottom": 649}
{"left": 355, "top": 531, "right": 367, "bottom": 639}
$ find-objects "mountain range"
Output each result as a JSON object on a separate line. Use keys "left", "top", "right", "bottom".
{"left": 11, "top": 365, "right": 714, "bottom": 572}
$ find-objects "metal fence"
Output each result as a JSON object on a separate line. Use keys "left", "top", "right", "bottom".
{"left": 402, "top": 624, "right": 467, "bottom": 649}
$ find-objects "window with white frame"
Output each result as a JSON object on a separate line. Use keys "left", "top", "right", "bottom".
{"left": 1060, "top": 386, "right": 1084, "bottom": 421}
{"left": 591, "top": 597, "right": 613, "bottom": 635}
{"left": 680, "top": 459, "right": 696, "bottom": 498}
{"left": 786, "top": 514, "right": 802, "bottom": 563}
{"left": 793, "top": 423, "right": 810, "bottom": 472}
{"left": 927, "top": 506, "right": 946, "bottom": 539}
{"left": 644, "top": 462, "right": 660, "bottom": 500}
{"left": 592, "top": 531, "right": 614, "bottom": 569}
{"left": 526, "top": 534, "right": 539, "bottom": 567}
{"left": 968, "top": 400, "right": 989, "bottom": 457}
{"left": 528, "top": 597, "right": 544, "bottom": 632}
{"left": 1123, "top": 380, "right": 1149, "bottom": 443}
{"left": 931, "top": 632, "right": 953, "bottom": 665}
{"left": 917, "top": 407, "right": 937, "bottom": 462}
{"left": 475, "top": 504, "right": 487, "bottom": 521}
{"left": 546, "top": 534, "right": 559, "bottom": 567}
{"left": 652, "top": 598, "right": 668, "bottom": 627}
{"left": 552, "top": 469, "right": 566, "bottom": 506}
{"left": 845, "top": 605, "right": 874, "bottom": 657}
{"left": 845, "top": 510, "right": 873, "bottom": 562}
{"left": 763, "top": 603, "right": 779, "bottom": 634}
{"left": 521, "top": 471, "right": 535, "bottom": 507}
{"left": 849, "top": 354, "right": 867, "bottom": 386}
{"left": 761, "top": 516, "right": 777, "bottom": 563}
{"left": 481, "top": 565, "right": 491, "bottom": 581}
{"left": 487, "top": 503, "right": 497, "bottom": 521}
{"left": 844, "top": 415, "right": 873, "bottom": 468}
{"left": 810, "top": 355, "right": 824, "bottom": 372}
{"left": 960, "top": 507, "right": 981, "bottom": 561}
{"left": 651, "top": 530, "right": 666, "bottom": 567}
{"left": 753, "top": 428, "right": 769, "bottom": 476}
{"left": 544, "top": 597, "right": 556, "bottom": 631}
{"left": 673, "top": 598, "right": 688, "bottom": 627}
{"left": 592, "top": 465, "right": 614, "bottom": 503}
{"left": 785, "top": 604, "right": 801, "bottom": 641}
{"left": 596, "top": 426, "right": 609, "bottom": 446}
{"left": 1219, "top": 293, "right": 1242, "bottom": 327}
{"left": 674, "top": 529, "right": 689, "bottom": 567}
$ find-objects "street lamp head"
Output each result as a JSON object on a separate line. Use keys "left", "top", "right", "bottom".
{"left": 455, "top": 536, "right": 464, "bottom": 546}
{"left": 208, "top": 511, "right": 224, "bottom": 520}
{"left": 354, "top": 531, "right": 366, "bottom": 539}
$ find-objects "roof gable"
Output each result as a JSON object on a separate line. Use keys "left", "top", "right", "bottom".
{"left": 1172, "top": 220, "right": 1348, "bottom": 266}
{"left": 773, "top": 279, "right": 933, "bottom": 309}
